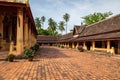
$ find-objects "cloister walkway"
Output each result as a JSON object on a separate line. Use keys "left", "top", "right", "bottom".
{"left": 0, "top": 46, "right": 120, "bottom": 80}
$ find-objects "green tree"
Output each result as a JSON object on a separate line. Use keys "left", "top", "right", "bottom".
{"left": 58, "top": 21, "right": 65, "bottom": 34}
{"left": 39, "top": 29, "right": 50, "bottom": 35}
{"left": 41, "top": 16, "right": 46, "bottom": 28}
{"left": 82, "top": 11, "right": 113, "bottom": 25}
{"left": 63, "top": 13, "right": 70, "bottom": 34}
{"left": 35, "top": 17, "right": 41, "bottom": 34}
{"left": 70, "top": 29, "right": 73, "bottom": 32}
{"left": 48, "top": 18, "right": 57, "bottom": 36}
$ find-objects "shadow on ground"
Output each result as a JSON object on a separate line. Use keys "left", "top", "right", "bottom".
{"left": 35, "top": 46, "right": 70, "bottom": 58}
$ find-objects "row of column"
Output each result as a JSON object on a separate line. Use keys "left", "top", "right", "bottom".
{"left": 59, "top": 40, "right": 120, "bottom": 54}
{"left": 10, "top": 8, "right": 36, "bottom": 56}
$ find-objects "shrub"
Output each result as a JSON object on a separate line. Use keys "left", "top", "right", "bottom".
{"left": 31, "top": 43, "right": 40, "bottom": 52}
{"left": 61, "top": 45, "right": 64, "bottom": 48}
{"left": 6, "top": 54, "right": 15, "bottom": 62}
{"left": 24, "top": 49, "right": 35, "bottom": 59}
{"left": 78, "top": 45, "right": 84, "bottom": 52}
{"left": 58, "top": 45, "right": 61, "bottom": 47}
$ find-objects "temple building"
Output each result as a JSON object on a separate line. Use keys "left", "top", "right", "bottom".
{"left": 38, "top": 14, "right": 120, "bottom": 55}
{"left": 0, "top": 0, "right": 37, "bottom": 56}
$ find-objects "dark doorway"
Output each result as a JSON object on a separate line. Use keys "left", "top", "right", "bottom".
{"left": 110, "top": 40, "right": 118, "bottom": 54}
{"left": 86, "top": 41, "right": 91, "bottom": 50}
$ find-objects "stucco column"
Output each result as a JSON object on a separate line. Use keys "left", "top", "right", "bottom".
{"left": 118, "top": 40, "right": 120, "bottom": 54}
{"left": 0, "top": 15, "right": 4, "bottom": 38}
{"left": 16, "top": 8, "right": 24, "bottom": 56}
{"left": 83, "top": 41, "right": 87, "bottom": 50}
{"left": 31, "top": 31, "right": 34, "bottom": 46}
{"left": 65, "top": 43, "right": 67, "bottom": 48}
{"left": 92, "top": 41, "right": 95, "bottom": 51}
{"left": 66, "top": 43, "right": 68, "bottom": 48}
{"left": 72, "top": 42, "right": 75, "bottom": 48}
{"left": 24, "top": 16, "right": 29, "bottom": 49}
{"left": 76, "top": 42, "right": 79, "bottom": 49}
{"left": 34, "top": 35, "right": 37, "bottom": 44}
{"left": 107, "top": 40, "right": 110, "bottom": 53}
{"left": 10, "top": 41, "right": 14, "bottom": 53}
{"left": 28, "top": 23, "right": 31, "bottom": 48}
{"left": 0, "top": 15, "right": 4, "bottom": 50}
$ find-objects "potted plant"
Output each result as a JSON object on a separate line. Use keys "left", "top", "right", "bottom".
{"left": 6, "top": 54, "right": 15, "bottom": 62}
{"left": 24, "top": 49, "right": 35, "bottom": 61}
{"left": 78, "top": 45, "right": 84, "bottom": 52}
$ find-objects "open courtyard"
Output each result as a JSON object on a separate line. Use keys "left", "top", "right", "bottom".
{"left": 0, "top": 46, "right": 120, "bottom": 80}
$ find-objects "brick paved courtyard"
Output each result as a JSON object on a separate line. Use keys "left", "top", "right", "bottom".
{"left": 0, "top": 46, "right": 120, "bottom": 80}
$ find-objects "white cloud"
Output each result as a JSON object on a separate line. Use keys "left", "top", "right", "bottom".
{"left": 29, "top": 0, "right": 120, "bottom": 34}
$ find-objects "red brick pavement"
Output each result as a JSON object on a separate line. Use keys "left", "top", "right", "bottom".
{"left": 0, "top": 46, "right": 120, "bottom": 80}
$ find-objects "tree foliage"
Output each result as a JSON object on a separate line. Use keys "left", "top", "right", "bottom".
{"left": 35, "top": 17, "right": 41, "bottom": 34}
{"left": 63, "top": 13, "right": 70, "bottom": 34}
{"left": 35, "top": 13, "right": 70, "bottom": 36}
{"left": 58, "top": 21, "right": 65, "bottom": 34}
{"left": 82, "top": 11, "right": 113, "bottom": 25}
{"left": 48, "top": 18, "right": 57, "bottom": 36}
{"left": 41, "top": 16, "right": 46, "bottom": 28}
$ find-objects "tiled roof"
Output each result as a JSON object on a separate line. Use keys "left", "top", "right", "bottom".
{"left": 59, "top": 33, "right": 73, "bottom": 42}
{"left": 75, "top": 14, "right": 120, "bottom": 41}
{"left": 79, "top": 14, "right": 120, "bottom": 37}
{"left": 37, "top": 35, "right": 59, "bottom": 43}
{"left": 76, "top": 31, "right": 120, "bottom": 41}
{"left": 73, "top": 25, "right": 86, "bottom": 35}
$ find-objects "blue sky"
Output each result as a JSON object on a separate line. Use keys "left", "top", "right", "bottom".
{"left": 29, "top": 0, "right": 120, "bottom": 34}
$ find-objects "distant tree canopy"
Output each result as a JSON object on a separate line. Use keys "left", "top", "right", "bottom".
{"left": 58, "top": 21, "right": 65, "bottom": 34}
{"left": 35, "top": 13, "right": 70, "bottom": 36}
{"left": 35, "top": 17, "right": 61, "bottom": 36}
{"left": 63, "top": 13, "right": 70, "bottom": 34}
{"left": 35, "top": 17, "right": 41, "bottom": 34}
{"left": 48, "top": 18, "right": 57, "bottom": 36}
{"left": 82, "top": 11, "right": 113, "bottom": 25}
{"left": 41, "top": 16, "right": 46, "bottom": 28}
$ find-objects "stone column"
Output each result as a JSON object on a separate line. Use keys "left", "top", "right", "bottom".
{"left": 24, "top": 16, "right": 29, "bottom": 49}
{"left": 83, "top": 41, "right": 87, "bottom": 50}
{"left": 16, "top": 8, "right": 24, "bottom": 56}
{"left": 92, "top": 41, "right": 95, "bottom": 51}
{"left": 118, "top": 40, "right": 120, "bottom": 54}
{"left": 28, "top": 23, "right": 31, "bottom": 48}
{"left": 76, "top": 42, "right": 79, "bottom": 49}
{"left": 34, "top": 34, "right": 37, "bottom": 44}
{"left": 0, "top": 15, "right": 4, "bottom": 50}
{"left": 65, "top": 43, "right": 67, "bottom": 48}
{"left": 10, "top": 41, "right": 14, "bottom": 53}
{"left": 31, "top": 30, "right": 34, "bottom": 46}
{"left": 72, "top": 42, "right": 75, "bottom": 48}
{"left": 67, "top": 43, "right": 69, "bottom": 48}
{"left": 107, "top": 40, "right": 110, "bottom": 53}
{"left": 0, "top": 15, "right": 4, "bottom": 38}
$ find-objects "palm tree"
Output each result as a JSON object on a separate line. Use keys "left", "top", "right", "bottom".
{"left": 63, "top": 13, "right": 70, "bottom": 34}
{"left": 58, "top": 21, "right": 65, "bottom": 34}
{"left": 35, "top": 17, "right": 41, "bottom": 34}
{"left": 48, "top": 18, "right": 57, "bottom": 35}
{"left": 41, "top": 16, "right": 46, "bottom": 28}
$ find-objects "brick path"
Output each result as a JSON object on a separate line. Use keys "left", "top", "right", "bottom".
{"left": 0, "top": 46, "right": 120, "bottom": 80}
